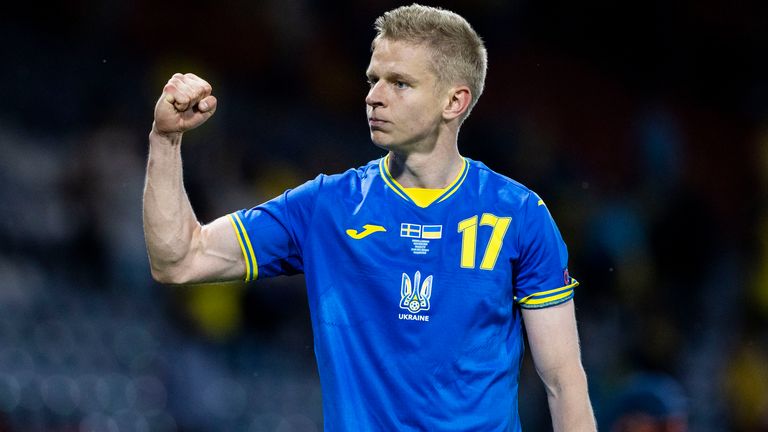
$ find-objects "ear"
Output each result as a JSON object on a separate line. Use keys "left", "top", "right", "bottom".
{"left": 442, "top": 85, "right": 472, "bottom": 122}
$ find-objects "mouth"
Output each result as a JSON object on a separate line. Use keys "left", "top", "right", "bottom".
{"left": 368, "top": 117, "right": 388, "bottom": 129}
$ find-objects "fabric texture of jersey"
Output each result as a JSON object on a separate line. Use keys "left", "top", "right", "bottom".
{"left": 230, "top": 157, "right": 577, "bottom": 431}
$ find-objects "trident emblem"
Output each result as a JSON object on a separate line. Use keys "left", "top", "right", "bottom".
{"left": 400, "top": 271, "right": 433, "bottom": 313}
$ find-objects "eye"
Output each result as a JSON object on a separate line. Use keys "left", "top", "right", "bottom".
{"left": 366, "top": 77, "right": 378, "bottom": 88}
{"left": 394, "top": 81, "right": 409, "bottom": 89}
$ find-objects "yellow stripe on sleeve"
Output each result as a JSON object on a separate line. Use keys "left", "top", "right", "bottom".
{"left": 231, "top": 213, "right": 259, "bottom": 281}
{"left": 228, "top": 215, "right": 251, "bottom": 281}
{"left": 519, "top": 289, "right": 573, "bottom": 306}
{"left": 517, "top": 279, "right": 579, "bottom": 306}
{"left": 233, "top": 213, "right": 258, "bottom": 281}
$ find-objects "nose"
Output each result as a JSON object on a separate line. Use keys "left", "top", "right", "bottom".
{"left": 365, "top": 81, "right": 385, "bottom": 108}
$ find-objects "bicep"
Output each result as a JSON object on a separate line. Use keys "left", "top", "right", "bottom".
{"left": 522, "top": 300, "right": 584, "bottom": 385}
{"left": 183, "top": 214, "right": 245, "bottom": 283}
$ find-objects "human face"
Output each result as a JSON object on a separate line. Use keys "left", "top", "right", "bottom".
{"left": 365, "top": 39, "right": 447, "bottom": 151}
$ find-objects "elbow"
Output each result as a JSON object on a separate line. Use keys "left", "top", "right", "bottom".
{"left": 150, "top": 268, "right": 172, "bottom": 285}
{"left": 147, "top": 244, "right": 197, "bottom": 285}
{"left": 149, "top": 262, "right": 193, "bottom": 285}
{"left": 150, "top": 266, "right": 174, "bottom": 285}
{"left": 539, "top": 365, "right": 589, "bottom": 399}
{"left": 146, "top": 226, "right": 204, "bottom": 285}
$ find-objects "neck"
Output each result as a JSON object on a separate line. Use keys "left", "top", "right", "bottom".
{"left": 387, "top": 144, "right": 463, "bottom": 189}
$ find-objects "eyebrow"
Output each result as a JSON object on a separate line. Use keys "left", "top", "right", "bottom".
{"left": 366, "top": 70, "right": 419, "bottom": 83}
{"left": 390, "top": 72, "right": 418, "bottom": 82}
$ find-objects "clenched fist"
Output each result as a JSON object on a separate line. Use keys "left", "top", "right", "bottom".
{"left": 152, "top": 73, "right": 218, "bottom": 137}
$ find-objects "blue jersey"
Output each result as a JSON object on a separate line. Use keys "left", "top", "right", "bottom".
{"left": 229, "top": 157, "right": 577, "bottom": 431}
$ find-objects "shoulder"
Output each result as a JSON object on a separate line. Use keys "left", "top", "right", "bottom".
{"left": 313, "top": 158, "right": 381, "bottom": 185}
{"left": 327, "top": 158, "right": 382, "bottom": 182}
{"left": 300, "top": 158, "right": 383, "bottom": 198}
{"left": 467, "top": 158, "right": 540, "bottom": 208}
{"left": 265, "top": 158, "right": 383, "bottom": 221}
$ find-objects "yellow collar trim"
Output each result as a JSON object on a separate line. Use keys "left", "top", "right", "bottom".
{"left": 402, "top": 187, "right": 448, "bottom": 208}
{"left": 379, "top": 155, "right": 469, "bottom": 208}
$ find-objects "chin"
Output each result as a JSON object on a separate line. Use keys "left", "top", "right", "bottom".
{"left": 370, "top": 131, "right": 395, "bottom": 149}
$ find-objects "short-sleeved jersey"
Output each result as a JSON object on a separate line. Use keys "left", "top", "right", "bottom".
{"left": 230, "top": 157, "right": 577, "bottom": 431}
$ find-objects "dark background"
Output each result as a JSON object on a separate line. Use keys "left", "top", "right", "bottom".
{"left": 0, "top": 0, "right": 766, "bottom": 430}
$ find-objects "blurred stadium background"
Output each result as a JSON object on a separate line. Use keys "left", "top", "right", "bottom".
{"left": 1, "top": 0, "right": 767, "bottom": 431}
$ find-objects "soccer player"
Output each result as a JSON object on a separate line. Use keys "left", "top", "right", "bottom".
{"left": 144, "top": 4, "right": 596, "bottom": 431}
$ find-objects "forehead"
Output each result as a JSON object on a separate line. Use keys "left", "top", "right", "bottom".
{"left": 366, "top": 39, "right": 437, "bottom": 79}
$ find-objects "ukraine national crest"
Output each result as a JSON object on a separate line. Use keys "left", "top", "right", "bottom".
{"left": 400, "top": 271, "right": 433, "bottom": 314}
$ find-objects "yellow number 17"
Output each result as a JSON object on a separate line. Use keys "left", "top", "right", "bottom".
{"left": 457, "top": 214, "right": 512, "bottom": 270}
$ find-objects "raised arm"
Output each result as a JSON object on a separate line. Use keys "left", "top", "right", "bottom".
{"left": 143, "top": 73, "right": 244, "bottom": 284}
{"left": 522, "top": 300, "right": 597, "bottom": 432}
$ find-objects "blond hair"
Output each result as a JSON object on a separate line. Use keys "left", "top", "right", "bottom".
{"left": 373, "top": 3, "right": 488, "bottom": 120}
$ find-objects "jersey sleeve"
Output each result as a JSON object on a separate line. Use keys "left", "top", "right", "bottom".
{"left": 228, "top": 175, "right": 323, "bottom": 282}
{"left": 513, "top": 193, "right": 578, "bottom": 309}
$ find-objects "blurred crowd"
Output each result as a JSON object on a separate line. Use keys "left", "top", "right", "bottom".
{"left": 1, "top": 0, "right": 767, "bottom": 431}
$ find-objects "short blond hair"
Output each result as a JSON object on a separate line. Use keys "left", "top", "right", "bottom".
{"left": 373, "top": 4, "right": 488, "bottom": 120}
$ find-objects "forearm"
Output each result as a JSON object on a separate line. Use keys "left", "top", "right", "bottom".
{"left": 143, "top": 130, "right": 201, "bottom": 282}
{"left": 523, "top": 302, "right": 597, "bottom": 431}
{"left": 544, "top": 367, "right": 596, "bottom": 432}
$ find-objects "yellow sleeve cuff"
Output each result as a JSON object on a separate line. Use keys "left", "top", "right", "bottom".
{"left": 516, "top": 279, "right": 578, "bottom": 309}
{"left": 228, "top": 213, "right": 258, "bottom": 282}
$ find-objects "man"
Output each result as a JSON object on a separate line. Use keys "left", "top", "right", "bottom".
{"left": 144, "top": 4, "right": 596, "bottom": 431}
